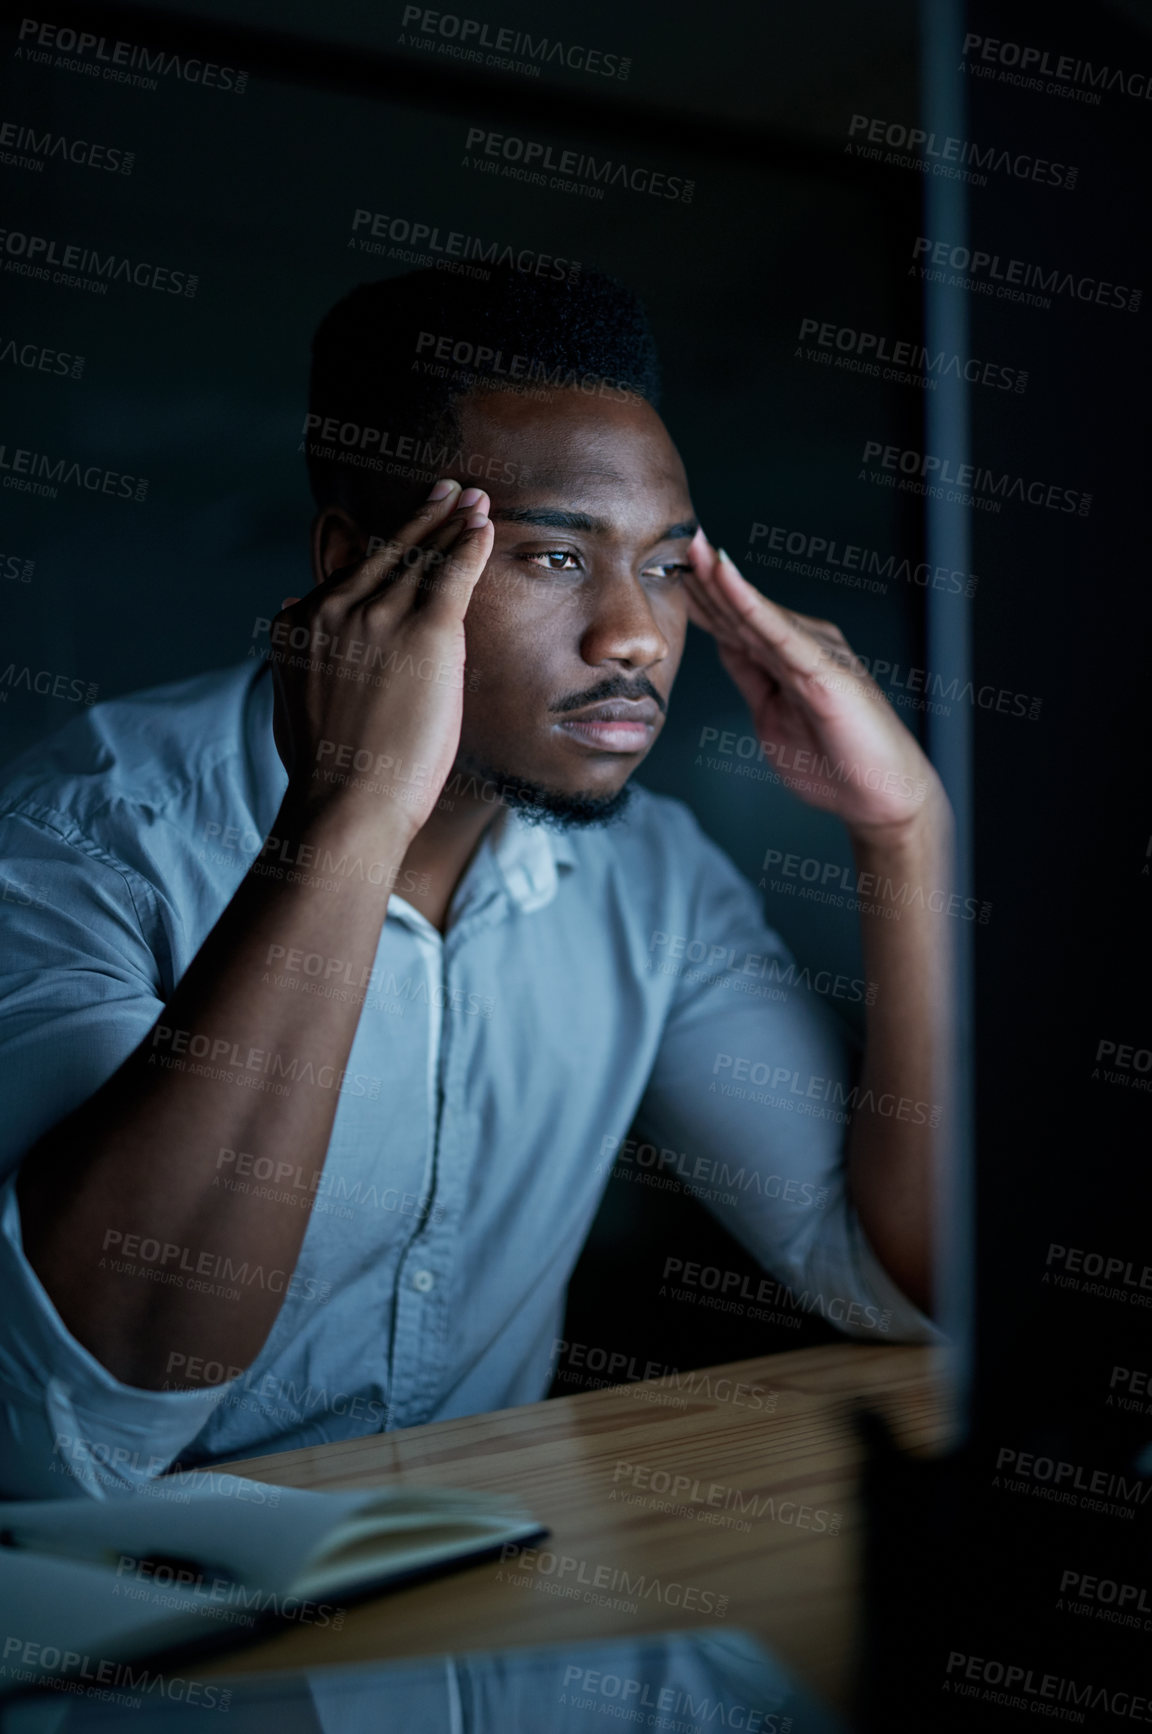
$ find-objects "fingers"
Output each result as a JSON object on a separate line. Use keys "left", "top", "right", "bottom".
{"left": 355, "top": 485, "right": 485, "bottom": 609}
{"left": 414, "top": 492, "right": 494, "bottom": 628}
{"left": 325, "top": 477, "right": 467, "bottom": 603}
{"left": 688, "top": 533, "right": 842, "bottom": 685}
{"left": 684, "top": 530, "right": 740, "bottom": 640}
{"left": 681, "top": 541, "right": 719, "bottom": 635}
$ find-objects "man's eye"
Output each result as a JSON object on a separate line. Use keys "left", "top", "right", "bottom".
{"left": 642, "top": 561, "right": 692, "bottom": 584}
{"left": 520, "top": 549, "right": 582, "bottom": 573}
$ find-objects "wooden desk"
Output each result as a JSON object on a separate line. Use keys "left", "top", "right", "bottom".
{"left": 206, "top": 1343, "right": 950, "bottom": 1712}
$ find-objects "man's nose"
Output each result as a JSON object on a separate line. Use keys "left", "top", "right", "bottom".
{"left": 579, "top": 578, "right": 670, "bottom": 670}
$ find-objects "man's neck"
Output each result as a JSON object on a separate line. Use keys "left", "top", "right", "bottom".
{"left": 396, "top": 797, "right": 501, "bottom": 934}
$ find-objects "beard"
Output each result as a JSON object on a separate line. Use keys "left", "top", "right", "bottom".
{"left": 452, "top": 749, "right": 636, "bottom": 830}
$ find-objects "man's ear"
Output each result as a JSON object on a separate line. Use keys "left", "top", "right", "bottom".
{"left": 310, "top": 506, "right": 368, "bottom": 586}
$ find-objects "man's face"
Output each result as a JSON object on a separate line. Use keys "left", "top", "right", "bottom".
{"left": 452, "top": 387, "right": 696, "bottom": 808}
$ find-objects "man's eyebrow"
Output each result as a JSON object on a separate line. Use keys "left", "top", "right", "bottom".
{"left": 490, "top": 507, "right": 606, "bottom": 532}
{"left": 490, "top": 508, "right": 700, "bottom": 541}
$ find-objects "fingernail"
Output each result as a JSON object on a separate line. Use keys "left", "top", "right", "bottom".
{"left": 717, "top": 547, "right": 732, "bottom": 564}
{"left": 427, "top": 478, "right": 458, "bottom": 501}
{"left": 463, "top": 509, "right": 490, "bottom": 529}
{"left": 457, "top": 487, "right": 484, "bottom": 510}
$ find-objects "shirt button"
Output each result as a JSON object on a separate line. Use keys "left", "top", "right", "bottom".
{"left": 412, "top": 1269, "right": 435, "bottom": 1293}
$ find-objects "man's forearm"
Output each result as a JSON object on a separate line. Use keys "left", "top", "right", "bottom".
{"left": 17, "top": 798, "right": 409, "bottom": 1389}
{"left": 844, "top": 783, "right": 955, "bottom": 1315}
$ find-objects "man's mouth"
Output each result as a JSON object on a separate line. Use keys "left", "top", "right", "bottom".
{"left": 553, "top": 697, "right": 660, "bottom": 754}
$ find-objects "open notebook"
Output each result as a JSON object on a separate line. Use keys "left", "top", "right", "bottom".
{"left": 0, "top": 1471, "right": 545, "bottom": 1688}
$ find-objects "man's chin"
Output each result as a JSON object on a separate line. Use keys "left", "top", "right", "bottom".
{"left": 453, "top": 754, "right": 635, "bottom": 830}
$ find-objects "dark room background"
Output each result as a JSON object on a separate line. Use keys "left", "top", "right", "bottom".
{"left": 2, "top": 0, "right": 1150, "bottom": 1433}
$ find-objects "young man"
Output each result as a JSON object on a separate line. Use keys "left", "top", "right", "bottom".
{"left": 0, "top": 267, "right": 949, "bottom": 1498}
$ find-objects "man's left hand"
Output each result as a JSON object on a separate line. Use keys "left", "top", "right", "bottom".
{"left": 685, "top": 530, "right": 942, "bottom": 841}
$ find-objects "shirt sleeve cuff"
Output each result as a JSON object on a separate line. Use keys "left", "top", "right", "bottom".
{"left": 843, "top": 1204, "right": 948, "bottom": 1345}
{"left": 0, "top": 1177, "right": 242, "bottom": 1499}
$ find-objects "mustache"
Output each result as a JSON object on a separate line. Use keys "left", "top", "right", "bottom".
{"left": 549, "top": 674, "right": 667, "bottom": 716}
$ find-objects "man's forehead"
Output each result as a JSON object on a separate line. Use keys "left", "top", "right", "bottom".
{"left": 489, "top": 463, "right": 692, "bottom": 509}
{"left": 461, "top": 392, "right": 685, "bottom": 470}
{"left": 501, "top": 463, "right": 633, "bottom": 488}
{"left": 490, "top": 501, "right": 698, "bottom": 539}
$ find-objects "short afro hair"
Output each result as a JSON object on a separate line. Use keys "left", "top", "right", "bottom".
{"left": 305, "top": 263, "right": 661, "bottom": 520}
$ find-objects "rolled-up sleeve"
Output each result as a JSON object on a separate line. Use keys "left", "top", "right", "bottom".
{"left": 636, "top": 810, "right": 942, "bottom": 1345}
{"left": 0, "top": 1179, "right": 240, "bottom": 1499}
{"left": 0, "top": 810, "right": 238, "bottom": 1498}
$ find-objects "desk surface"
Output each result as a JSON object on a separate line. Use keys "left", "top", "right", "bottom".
{"left": 207, "top": 1343, "right": 949, "bottom": 1711}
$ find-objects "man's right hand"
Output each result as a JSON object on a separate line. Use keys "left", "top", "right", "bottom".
{"left": 270, "top": 479, "right": 493, "bottom": 847}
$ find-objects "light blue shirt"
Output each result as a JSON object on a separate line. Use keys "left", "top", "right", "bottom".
{"left": 0, "top": 658, "right": 936, "bottom": 1498}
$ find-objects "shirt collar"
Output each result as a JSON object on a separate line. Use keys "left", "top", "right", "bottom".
{"left": 487, "top": 804, "right": 578, "bottom": 914}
